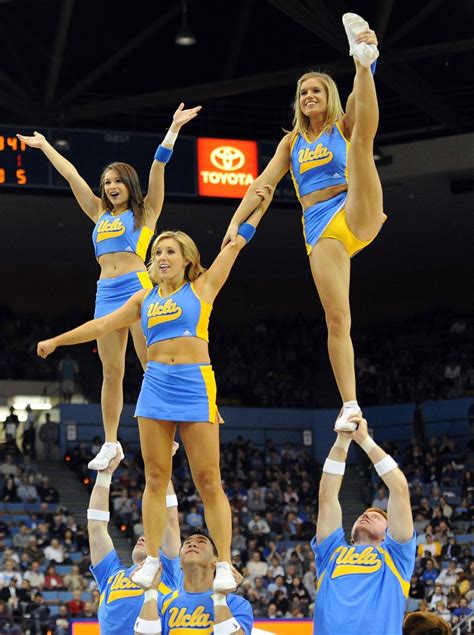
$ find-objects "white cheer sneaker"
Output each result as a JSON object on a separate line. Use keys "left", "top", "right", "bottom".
{"left": 87, "top": 441, "right": 124, "bottom": 471}
{"left": 213, "top": 561, "right": 236, "bottom": 593}
{"left": 342, "top": 13, "right": 379, "bottom": 67}
{"left": 334, "top": 404, "right": 361, "bottom": 432}
{"left": 130, "top": 556, "right": 161, "bottom": 589}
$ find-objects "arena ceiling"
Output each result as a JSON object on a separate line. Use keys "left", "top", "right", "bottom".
{"left": 1, "top": 0, "right": 474, "bottom": 144}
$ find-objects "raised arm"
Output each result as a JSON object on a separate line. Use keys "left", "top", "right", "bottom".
{"left": 37, "top": 289, "right": 145, "bottom": 359}
{"left": 16, "top": 131, "right": 101, "bottom": 221}
{"left": 195, "top": 185, "right": 274, "bottom": 304}
{"left": 144, "top": 103, "right": 201, "bottom": 228}
{"left": 221, "top": 134, "right": 291, "bottom": 248}
{"left": 88, "top": 454, "right": 122, "bottom": 567}
{"left": 316, "top": 433, "right": 351, "bottom": 543}
{"left": 351, "top": 417, "right": 413, "bottom": 543}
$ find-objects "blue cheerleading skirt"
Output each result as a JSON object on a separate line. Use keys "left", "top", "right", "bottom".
{"left": 94, "top": 270, "right": 152, "bottom": 318}
{"left": 135, "top": 361, "right": 219, "bottom": 423}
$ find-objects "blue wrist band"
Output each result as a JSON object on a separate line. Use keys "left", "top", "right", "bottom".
{"left": 237, "top": 222, "right": 256, "bottom": 243}
{"left": 154, "top": 145, "right": 173, "bottom": 163}
{"left": 370, "top": 60, "right": 377, "bottom": 76}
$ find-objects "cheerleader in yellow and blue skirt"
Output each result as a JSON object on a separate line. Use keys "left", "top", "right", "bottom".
{"left": 18, "top": 103, "right": 201, "bottom": 470}
{"left": 222, "top": 13, "right": 386, "bottom": 432}
{"left": 36, "top": 184, "right": 274, "bottom": 595}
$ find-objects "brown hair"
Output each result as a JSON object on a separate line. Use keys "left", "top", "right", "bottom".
{"left": 288, "top": 71, "right": 344, "bottom": 141}
{"left": 100, "top": 162, "right": 148, "bottom": 230}
{"left": 363, "top": 507, "right": 388, "bottom": 521}
{"left": 148, "top": 230, "right": 206, "bottom": 286}
{"left": 403, "top": 611, "right": 452, "bottom": 634}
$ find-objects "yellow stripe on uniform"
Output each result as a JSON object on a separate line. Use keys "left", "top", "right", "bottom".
{"left": 200, "top": 365, "right": 217, "bottom": 424}
{"left": 161, "top": 590, "right": 180, "bottom": 613}
{"left": 170, "top": 627, "right": 213, "bottom": 635}
{"left": 136, "top": 225, "right": 154, "bottom": 261}
{"left": 289, "top": 133, "right": 301, "bottom": 201}
{"left": 137, "top": 270, "right": 153, "bottom": 289}
{"left": 191, "top": 283, "right": 212, "bottom": 342}
{"left": 316, "top": 570, "right": 326, "bottom": 594}
{"left": 378, "top": 547, "right": 410, "bottom": 597}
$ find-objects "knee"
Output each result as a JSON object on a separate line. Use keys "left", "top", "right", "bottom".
{"left": 101, "top": 362, "right": 125, "bottom": 384}
{"left": 325, "top": 306, "right": 351, "bottom": 336}
{"left": 194, "top": 468, "right": 223, "bottom": 500}
{"left": 144, "top": 462, "right": 169, "bottom": 493}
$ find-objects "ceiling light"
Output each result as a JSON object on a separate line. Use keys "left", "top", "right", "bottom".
{"left": 175, "top": 1, "right": 196, "bottom": 46}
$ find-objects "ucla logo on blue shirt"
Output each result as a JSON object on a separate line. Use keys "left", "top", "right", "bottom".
{"left": 168, "top": 605, "right": 212, "bottom": 629}
{"left": 330, "top": 546, "right": 382, "bottom": 578}
{"left": 298, "top": 144, "right": 334, "bottom": 174}
{"left": 96, "top": 218, "right": 126, "bottom": 242}
{"left": 147, "top": 299, "right": 183, "bottom": 328}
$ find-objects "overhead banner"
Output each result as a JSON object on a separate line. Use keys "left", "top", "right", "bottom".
{"left": 197, "top": 137, "right": 258, "bottom": 198}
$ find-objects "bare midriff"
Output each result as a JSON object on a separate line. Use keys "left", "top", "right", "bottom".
{"left": 300, "top": 183, "right": 348, "bottom": 212}
{"left": 98, "top": 252, "right": 148, "bottom": 278}
{"left": 147, "top": 337, "right": 211, "bottom": 365}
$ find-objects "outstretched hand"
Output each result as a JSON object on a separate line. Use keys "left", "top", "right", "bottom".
{"left": 340, "top": 415, "right": 370, "bottom": 445}
{"left": 37, "top": 339, "right": 57, "bottom": 359}
{"left": 16, "top": 131, "right": 46, "bottom": 149}
{"left": 102, "top": 453, "right": 123, "bottom": 475}
{"left": 220, "top": 222, "right": 239, "bottom": 250}
{"left": 172, "top": 102, "right": 202, "bottom": 129}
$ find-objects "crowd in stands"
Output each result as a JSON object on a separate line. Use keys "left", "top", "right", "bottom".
{"left": 0, "top": 450, "right": 97, "bottom": 634}
{"left": 1, "top": 306, "right": 473, "bottom": 409}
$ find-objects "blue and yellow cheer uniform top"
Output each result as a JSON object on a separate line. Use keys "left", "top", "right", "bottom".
{"left": 290, "top": 123, "right": 349, "bottom": 200}
{"left": 159, "top": 589, "right": 253, "bottom": 635}
{"left": 141, "top": 282, "right": 212, "bottom": 347}
{"left": 91, "top": 550, "right": 183, "bottom": 635}
{"left": 312, "top": 527, "right": 416, "bottom": 635}
{"left": 92, "top": 209, "right": 154, "bottom": 261}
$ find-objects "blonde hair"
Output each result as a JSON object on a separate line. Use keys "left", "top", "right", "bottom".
{"left": 289, "top": 71, "right": 344, "bottom": 141}
{"left": 148, "top": 230, "right": 206, "bottom": 285}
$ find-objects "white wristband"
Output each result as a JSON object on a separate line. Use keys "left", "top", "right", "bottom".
{"left": 163, "top": 129, "right": 178, "bottom": 147}
{"left": 359, "top": 436, "right": 376, "bottom": 454}
{"left": 87, "top": 508, "right": 110, "bottom": 522}
{"left": 214, "top": 618, "right": 241, "bottom": 634}
{"left": 334, "top": 435, "right": 351, "bottom": 452}
{"left": 134, "top": 617, "right": 162, "bottom": 634}
{"left": 374, "top": 455, "right": 398, "bottom": 476}
{"left": 323, "top": 458, "right": 346, "bottom": 475}
{"left": 212, "top": 593, "right": 228, "bottom": 606}
{"left": 144, "top": 588, "right": 158, "bottom": 603}
{"left": 166, "top": 494, "right": 178, "bottom": 508}
{"left": 96, "top": 472, "right": 112, "bottom": 488}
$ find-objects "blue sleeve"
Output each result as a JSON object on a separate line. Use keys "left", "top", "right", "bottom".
{"left": 311, "top": 527, "right": 347, "bottom": 576}
{"left": 370, "top": 60, "right": 377, "bottom": 75}
{"left": 89, "top": 550, "right": 124, "bottom": 592}
{"left": 160, "top": 551, "right": 183, "bottom": 592}
{"left": 383, "top": 530, "right": 417, "bottom": 581}
{"left": 227, "top": 595, "right": 254, "bottom": 635}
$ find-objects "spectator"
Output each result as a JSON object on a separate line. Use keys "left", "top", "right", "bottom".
{"left": 38, "top": 414, "right": 59, "bottom": 460}
{"left": 246, "top": 552, "right": 268, "bottom": 579}
{"left": 433, "top": 601, "right": 452, "bottom": 625}
{"left": 44, "top": 564, "right": 64, "bottom": 590}
{"left": 26, "top": 592, "right": 50, "bottom": 635}
{"left": 436, "top": 560, "right": 460, "bottom": 594}
{"left": 0, "top": 560, "right": 22, "bottom": 588}
{"left": 2, "top": 477, "right": 20, "bottom": 503}
{"left": 66, "top": 589, "right": 85, "bottom": 617}
{"left": 58, "top": 353, "right": 79, "bottom": 403}
{"left": 420, "top": 558, "right": 439, "bottom": 590}
{"left": 49, "top": 603, "right": 70, "bottom": 635}
{"left": 0, "top": 598, "right": 21, "bottom": 635}
{"left": 22, "top": 404, "right": 36, "bottom": 459}
{"left": 44, "top": 538, "right": 65, "bottom": 564}
{"left": 248, "top": 513, "right": 271, "bottom": 535}
{"left": 16, "top": 476, "right": 38, "bottom": 504}
{"left": 428, "top": 582, "right": 447, "bottom": 609}
{"left": 417, "top": 533, "right": 441, "bottom": 558}
{"left": 23, "top": 561, "right": 45, "bottom": 591}
{"left": 63, "top": 565, "right": 86, "bottom": 593}
{"left": 0, "top": 456, "right": 19, "bottom": 478}
{"left": 78, "top": 600, "right": 96, "bottom": 619}
{"left": 409, "top": 574, "right": 425, "bottom": 600}
{"left": 452, "top": 597, "right": 472, "bottom": 620}
{"left": 3, "top": 407, "right": 19, "bottom": 444}
{"left": 371, "top": 486, "right": 389, "bottom": 511}
{"left": 12, "top": 524, "right": 30, "bottom": 550}
{"left": 185, "top": 505, "right": 204, "bottom": 528}
{"left": 37, "top": 477, "right": 60, "bottom": 504}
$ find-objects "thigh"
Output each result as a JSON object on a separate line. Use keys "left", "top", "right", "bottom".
{"left": 179, "top": 421, "right": 221, "bottom": 474}
{"left": 138, "top": 418, "right": 177, "bottom": 471}
{"left": 97, "top": 327, "right": 129, "bottom": 368}
{"left": 309, "top": 238, "right": 351, "bottom": 314}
